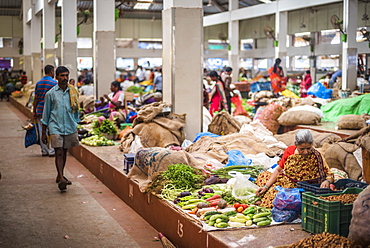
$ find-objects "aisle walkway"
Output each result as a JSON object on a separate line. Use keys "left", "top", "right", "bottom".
{"left": 0, "top": 101, "right": 162, "bottom": 248}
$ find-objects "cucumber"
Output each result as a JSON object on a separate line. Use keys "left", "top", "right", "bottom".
{"left": 253, "top": 217, "right": 269, "bottom": 223}
{"left": 210, "top": 214, "right": 228, "bottom": 222}
{"left": 208, "top": 221, "right": 215, "bottom": 226}
{"left": 204, "top": 211, "right": 220, "bottom": 217}
{"left": 245, "top": 220, "right": 253, "bottom": 226}
{"left": 216, "top": 218, "right": 223, "bottom": 223}
{"left": 215, "top": 222, "right": 228, "bottom": 228}
{"left": 257, "top": 220, "right": 271, "bottom": 226}
{"left": 253, "top": 212, "right": 271, "bottom": 219}
{"left": 224, "top": 211, "right": 237, "bottom": 217}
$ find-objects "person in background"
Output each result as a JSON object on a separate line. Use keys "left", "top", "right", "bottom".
{"left": 209, "top": 70, "right": 228, "bottom": 116}
{"left": 1, "top": 68, "right": 9, "bottom": 85}
{"left": 134, "top": 65, "right": 146, "bottom": 83}
{"left": 69, "top": 78, "right": 76, "bottom": 87}
{"left": 329, "top": 70, "right": 342, "bottom": 88}
{"left": 300, "top": 70, "right": 312, "bottom": 98}
{"left": 21, "top": 71, "right": 28, "bottom": 86}
{"left": 268, "top": 58, "right": 285, "bottom": 94}
{"left": 255, "top": 129, "right": 334, "bottom": 208}
{"left": 0, "top": 81, "right": 16, "bottom": 101}
{"left": 79, "top": 79, "right": 94, "bottom": 96}
{"left": 153, "top": 68, "right": 162, "bottom": 93}
{"left": 41, "top": 66, "right": 80, "bottom": 191}
{"left": 33, "top": 65, "right": 57, "bottom": 157}
{"left": 103, "top": 81, "right": 125, "bottom": 124}
{"left": 221, "top": 67, "right": 233, "bottom": 114}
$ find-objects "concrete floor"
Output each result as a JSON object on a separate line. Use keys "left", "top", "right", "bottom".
{"left": 0, "top": 101, "right": 162, "bottom": 248}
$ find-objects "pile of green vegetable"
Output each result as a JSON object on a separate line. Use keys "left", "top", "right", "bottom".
{"left": 209, "top": 165, "right": 264, "bottom": 179}
{"left": 148, "top": 163, "right": 205, "bottom": 194}
{"left": 81, "top": 135, "right": 115, "bottom": 146}
{"left": 126, "top": 85, "right": 144, "bottom": 94}
{"left": 92, "top": 119, "right": 118, "bottom": 135}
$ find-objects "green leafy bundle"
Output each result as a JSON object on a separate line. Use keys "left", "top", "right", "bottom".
{"left": 162, "top": 163, "right": 205, "bottom": 189}
{"left": 93, "top": 119, "right": 118, "bottom": 135}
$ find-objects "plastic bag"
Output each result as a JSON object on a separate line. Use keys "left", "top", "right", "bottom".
{"left": 24, "top": 123, "right": 39, "bottom": 148}
{"left": 307, "top": 82, "right": 332, "bottom": 99}
{"left": 272, "top": 186, "right": 302, "bottom": 211}
{"left": 225, "top": 150, "right": 252, "bottom": 167}
{"left": 271, "top": 207, "right": 299, "bottom": 222}
{"left": 231, "top": 172, "right": 258, "bottom": 200}
{"left": 193, "top": 132, "right": 220, "bottom": 143}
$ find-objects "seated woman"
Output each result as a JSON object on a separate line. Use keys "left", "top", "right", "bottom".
{"left": 102, "top": 81, "right": 126, "bottom": 124}
{"left": 255, "top": 129, "right": 334, "bottom": 208}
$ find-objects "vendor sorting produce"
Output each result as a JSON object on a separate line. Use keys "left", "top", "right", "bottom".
{"left": 255, "top": 129, "right": 334, "bottom": 208}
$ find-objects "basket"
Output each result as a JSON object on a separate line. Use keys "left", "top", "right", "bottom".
{"left": 233, "top": 82, "right": 250, "bottom": 92}
{"left": 301, "top": 187, "right": 363, "bottom": 237}
{"left": 250, "top": 81, "right": 272, "bottom": 93}
{"left": 297, "top": 179, "right": 368, "bottom": 195}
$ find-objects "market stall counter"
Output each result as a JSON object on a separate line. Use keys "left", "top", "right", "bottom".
{"left": 69, "top": 143, "right": 311, "bottom": 248}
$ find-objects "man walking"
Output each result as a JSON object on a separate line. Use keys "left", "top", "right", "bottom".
{"left": 33, "top": 65, "right": 57, "bottom": 156}
{"left": 41, "top": 66, "right": 80, "bottom": 191}
{"left": 221, "top": 67, "right": 233, "bottom": 114}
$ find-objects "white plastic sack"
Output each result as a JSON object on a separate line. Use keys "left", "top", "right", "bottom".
{"left": 287, "top": 105, "right": 324, "bottom": 118}
{"left": 129, "top": 135, "right": 144, "bottom": 153}
{"left": 244, "top": 152, "right": 280, "bottom": 170}
{"left": 181, "top": 139, "right": 193, "bottom": 149}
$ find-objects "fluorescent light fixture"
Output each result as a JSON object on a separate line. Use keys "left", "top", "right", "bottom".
{"left": 133, "top": 3, "right": 151, "bottom": 9}
{"left": 259, "top": 0, "right": 271, "bottom": 3}
{"left": 57, "top": 0, "right": 63, "bottom": 7}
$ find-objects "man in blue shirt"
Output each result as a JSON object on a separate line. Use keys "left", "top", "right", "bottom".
{"left": 33, "top": 65, "right": 57, "bottom": 156}
{"left": 41, "top": 66, "right": 80, "bottom": 191}
{"left": 153, "top": 68, "right": 162, "bottom": 93}
{"left": 329, "top": 70, "right": 342, "bottom": 88}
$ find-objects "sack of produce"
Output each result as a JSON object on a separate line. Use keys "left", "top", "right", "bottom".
{"left": 272, "top": 186, "right": 302, "bottom": 211}
{"left": 258, "top": 103, "right": 286, "bottom": 134}
{"left": 277, "top": 110, "right": 321, "bottom": 126}
{"left": 336, "top": 114, "right": 366, "bottom": 130}
{"left": 348, "top": 185, "right": 370, "bottom": 247}
{"left": 271, "top": 207, "right": 299, "bottom": 222}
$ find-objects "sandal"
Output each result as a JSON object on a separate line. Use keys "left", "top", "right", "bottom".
{"left": 56, "top": 176, "right": 72, "bottom": 185}
{"left": 58, "top": 180, "right": 68, "bottom": 191}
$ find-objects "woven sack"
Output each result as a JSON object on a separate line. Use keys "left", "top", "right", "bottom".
{"left": 336, "top": 114, "right": 366, "bottom": 130}
{"left": 277, "top": 110, "right": 321, "bottom": 126}
{"left": 259, "top": 103, "right": 286, "bottom": 134}
{"left": 348, "top": 185, "right": 370, "bottom": 247}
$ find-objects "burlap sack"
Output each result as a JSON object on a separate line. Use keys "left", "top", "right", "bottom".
{"left": 208, "top": 111, "right": 242, "bottom": 135}
{"left": 274, "top": 130, "right": 341, "bottom": 148}
{"left": 127, "top": 147, "right": 203, "bottom": 192}
{"left": 348, "top": 185, "right": 370, "bottom": 247}
{"left": 278, "top": 111, "right": 321, "bottom": 126}
{"left": 323, "top": 142, "right": 362, "bottom": 180}
{"left": 337, "top": 114, "right": 366, "bottom": 130}
{"left": 119, "top": 113, "right": 186, "bottom": 152}
{"left": 258, "top": 103, "right": 286, "bottom": 134}
{"left": 296, "top": 96, "right": 315, "bottom": 106}
{"left": 185, "top": 133, "right": 275, "bottom": 163}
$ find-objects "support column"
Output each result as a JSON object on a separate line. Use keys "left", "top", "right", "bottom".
{"left": 342, "top": 0, "right": 358, "bottom": 91}
{"left": 61, "top": 0, "right": 77, "bottom": 80}
{"left": 42, "top": 0, "right": 56, "bottom": 66}
{"left": 228, "top": 0, "right": 239, "bottom": 82}
{"left": 162, "top": 0, "right": 203, "bottom": 140}
{"left": 93, "top": 0, "right": 116, "bottom": 98}
{"left": 31, "top": 3, "right": 42, "bottom": 84}
{"left": 13, "top": 58, "right": 21, "bottom": 71}
{"left": 23, "top": 0, "right": 32, "bottom": 79}
{"left": 275, "top": 10, "right": 288, "bottom": 74}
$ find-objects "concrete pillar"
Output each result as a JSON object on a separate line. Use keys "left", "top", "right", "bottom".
{"left": 275, "top": 10, "right": 288, "bottom": 74}
{"left": 23, "top": 0, "right": 32, "bottom": 79}
{"left": 228, "top": 0, "right": 239, "bottom": 82}
{"left": 162, "top": 0, "right": 203, "bottom": 140}
{"left": 13, "top": 58, "right": 21, "bottom": 71}
{"left": 61, "top": 0, "right": 78, "bottom": 80}
{"left": 342, "top": 0, "right": 358, "bottom": 91}
{"left": 31, "top": 4, "right": 42, "bottom": 84}
{"left": 93, "top": 0, "right": 116, "bottom": 98}
{"left": 42, "top": 0, "right": 56, "bottom": 66}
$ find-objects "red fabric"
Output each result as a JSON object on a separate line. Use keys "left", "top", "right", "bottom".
{"left": 279, "top": 145, "right": 296, "bottom": 169}
{"left": 231, "top": 96, "right": 247, "bottom": 116}
{"left": 300, "top": 74, "right": 312, "bottom": 98}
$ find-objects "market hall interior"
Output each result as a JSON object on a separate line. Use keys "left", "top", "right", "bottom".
{"left": 0, "top": 100, "right": 162, "bottom": 248}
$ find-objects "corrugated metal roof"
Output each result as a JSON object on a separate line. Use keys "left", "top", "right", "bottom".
{"left": 0, "top": 0, "right": 267, "bottom": 19}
